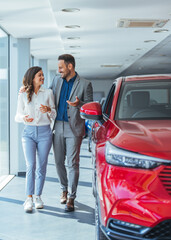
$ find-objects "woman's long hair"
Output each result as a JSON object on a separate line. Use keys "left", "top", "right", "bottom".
{"left": 23, "top": 66, "right": 42, "bottom": 103}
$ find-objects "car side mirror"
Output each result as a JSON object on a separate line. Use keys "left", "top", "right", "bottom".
{"left": 80, "top": 102, "right": 103, "bottom": 120}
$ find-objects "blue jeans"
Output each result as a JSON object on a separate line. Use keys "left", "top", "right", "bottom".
{"left": 22, "top": 125, "right": 52, "bottom": 196}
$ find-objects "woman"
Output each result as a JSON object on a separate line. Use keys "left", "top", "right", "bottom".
{"left": 15, "top": 66, "right": 56, "bottom": 213}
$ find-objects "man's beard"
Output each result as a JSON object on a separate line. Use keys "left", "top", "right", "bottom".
{"left": 62, "top": 69, "right": 71, "bottom": 79}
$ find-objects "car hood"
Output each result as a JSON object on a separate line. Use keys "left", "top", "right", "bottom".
{"left": 110, "top": 120, "right": 171, "bottom": 159}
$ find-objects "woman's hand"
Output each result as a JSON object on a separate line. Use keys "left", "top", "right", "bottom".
{"left": 23, "top": 115, "right": 34, "bottom": 122}
{"left": 19, "top": 86, "right": 26, "bottom": 93}
{"left": 40, "top": 104, "right": 51, "bottom": 113}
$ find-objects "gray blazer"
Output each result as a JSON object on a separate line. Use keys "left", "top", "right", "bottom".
{"left": 49, "top": 74, "right": 93, "bottom": 137}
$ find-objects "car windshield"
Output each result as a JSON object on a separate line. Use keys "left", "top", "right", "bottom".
{"left": 116, "top": 80, "right": 171, "bottom": 120}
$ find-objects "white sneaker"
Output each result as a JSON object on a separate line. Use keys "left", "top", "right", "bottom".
{"left": 23, "top": 197, "right": 33, "bottom": 213}
{"left": 35, "top": 196, "right": 44, "bottom": 209}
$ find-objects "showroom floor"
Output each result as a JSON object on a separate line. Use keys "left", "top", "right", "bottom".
{"left": 0, "top": 139, "right": 95, "bottom": 240}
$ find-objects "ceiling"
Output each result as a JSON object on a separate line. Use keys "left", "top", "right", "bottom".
{"left": 0, "top": 0, "right": 171, "bottom": 80}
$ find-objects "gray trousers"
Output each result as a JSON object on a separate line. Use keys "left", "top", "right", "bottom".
{"left": 53, "top": 121, "right": 82, "bottom": 199}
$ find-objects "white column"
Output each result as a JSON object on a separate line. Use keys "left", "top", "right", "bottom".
{"left": 33, "top": 58, "right": 53, "bottom": 87}
{"left": 38, "top": 59, "right": 48, "bottom": 88}
{"left": 48, "top": 70, "right": 57, "bottom": 87}
{"left": 33, "top": 57, "right": 39, "bottom": 67}
{"left": 10, "top": 37, "right": 30, "bottom": 175}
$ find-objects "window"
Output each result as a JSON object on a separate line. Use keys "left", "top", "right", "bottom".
{"left": 0, "top": 28, "right": 9, "bottom": 177}
{"left": 116, "top": 80, "right": 171, "bottom": 120}
{"left": 103, "top": 83, "right": 115, "bottom": 118}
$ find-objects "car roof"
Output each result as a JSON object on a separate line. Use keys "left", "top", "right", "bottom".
{"left": 121, "top": 74, "right": 171, "bottom": 82}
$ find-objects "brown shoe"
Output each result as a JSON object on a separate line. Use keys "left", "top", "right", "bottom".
{"left": 60, "top": 191, "right": 68, "bottom": 204}
{"left": 65, "top": 198, "right": 75, "bottom": 212}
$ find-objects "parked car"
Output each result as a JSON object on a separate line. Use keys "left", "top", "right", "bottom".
{"left": 80, "top": 74, "right": 171, "bottom": 240}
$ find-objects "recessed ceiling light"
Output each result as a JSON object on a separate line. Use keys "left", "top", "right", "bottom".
{"left": 62, "top": 8, "right": 80, "bottom": 12}
{"left": 70, "top": 52, "right": 80, "bottom": 54}
{"left": 154, "top": 29, "right": 169, "bottom": 33}
{"left": 136, "top": 48, "right": 142, "bottom": 50}
{"left": 69, "top": 46, "right": 80, "bottom": 48}
{"left": 144, "top": 40, "right": 156, "bottom": 43}
{"left": 67, "top": 37, "right": 80, "bottom": 40}
{"left": 65, "top": 25, "right": 80, "bottom": 29}
{"left": 101, "top": 64, "right": 122, "bottom": 68}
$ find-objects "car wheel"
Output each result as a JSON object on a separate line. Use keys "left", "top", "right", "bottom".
{"left": 95, "top": 200, "right": 107, "bottom": 240}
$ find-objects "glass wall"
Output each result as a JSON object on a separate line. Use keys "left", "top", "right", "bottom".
{"left": 0, "top": 28, "right": 9, "bottom": 177}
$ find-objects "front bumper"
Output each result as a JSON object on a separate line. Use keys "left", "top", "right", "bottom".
{"left": 101, "top": 218, "right": 171, "bottom": 240}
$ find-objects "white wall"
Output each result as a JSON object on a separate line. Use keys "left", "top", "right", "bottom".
{"left": 91, "top": 79, "right": 113, "bottom": 101}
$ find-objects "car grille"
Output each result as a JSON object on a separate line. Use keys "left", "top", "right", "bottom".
{"left": 144, "top": 220, "right": 171, "bottom": 239}
{"left": 159, "top": 166, "right": 171, "bottom": 195}
{"left": 107, "top": 219, "right": 171, "bottom": 240}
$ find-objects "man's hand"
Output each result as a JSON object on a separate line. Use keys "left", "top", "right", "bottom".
{"left": 67, "top": 96, "right": 80, "bottom": 107}
{"left": 40, "top": 104, "right": 51, "bottom": 113}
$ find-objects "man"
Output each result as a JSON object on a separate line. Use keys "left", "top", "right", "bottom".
{"left": 49, "top": 54, "right": 93, "bottom": 212}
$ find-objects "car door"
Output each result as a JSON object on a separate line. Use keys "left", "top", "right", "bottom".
{"left": 92, "top": 82, "right": 116, "bottom": 145}
{"left": 91, "top": 83, "right": 116, "bottom": 197}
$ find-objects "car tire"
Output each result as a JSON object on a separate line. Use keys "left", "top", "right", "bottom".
{"left": 95, "top": 200, "right": 108, "bottom": 240}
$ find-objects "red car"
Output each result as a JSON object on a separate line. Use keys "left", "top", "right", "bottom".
{"left": 80, "top": 74, "right": 171, "bottom": 240}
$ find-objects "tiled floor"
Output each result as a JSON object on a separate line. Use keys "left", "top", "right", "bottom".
{"left": 0, "top": 139, "right": 95, "bottom": 240}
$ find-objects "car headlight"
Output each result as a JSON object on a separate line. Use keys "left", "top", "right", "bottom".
{"left": 105, "top": 141, "right": 169, "bottom": 169}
